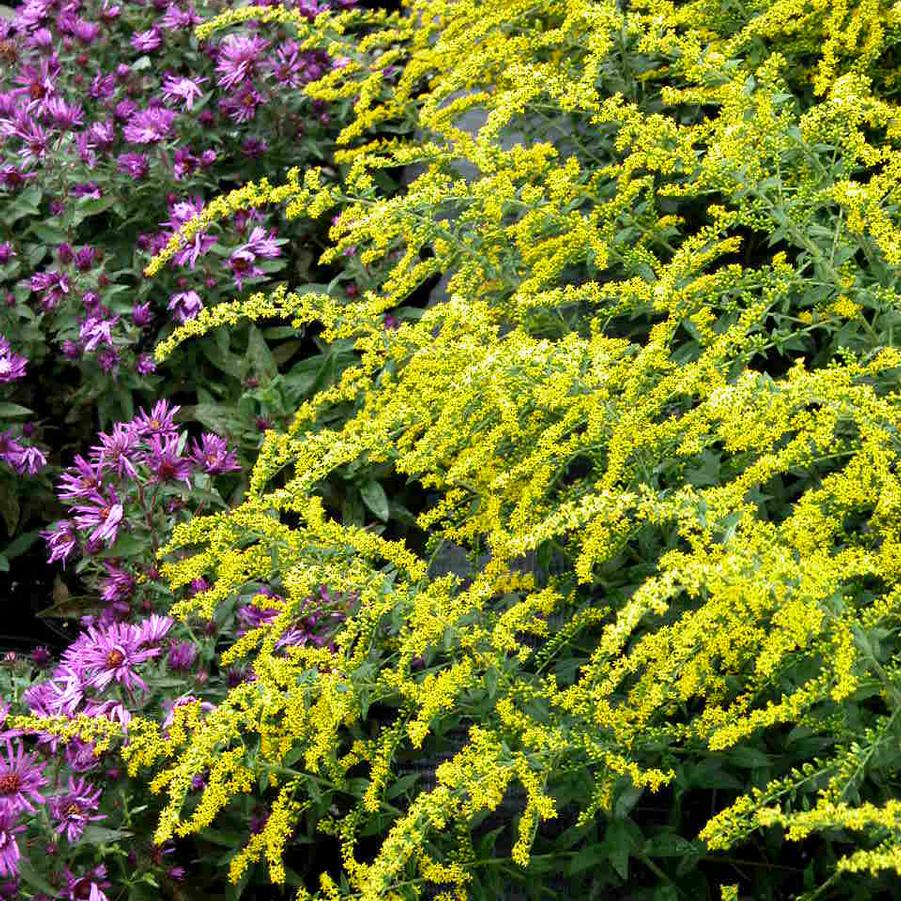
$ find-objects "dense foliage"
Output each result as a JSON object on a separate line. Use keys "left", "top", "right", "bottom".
{"left": 4, "top": 0, "right": 901, "bottom": 898}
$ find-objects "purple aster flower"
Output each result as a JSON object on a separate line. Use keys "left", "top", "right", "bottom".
{"left": 200, "top": 148, "right": 216, "bottom": 167}
{"left": 49, "top": 777, "right": 105, "bottom": 842}
{"left": 64, "top": 621, "right": 159, "bottom": 693}
{"left": 172, "top": 146, "right": 197, "bottom": 180}
{"left": 228, "top": 226, "right": 281, "bottom": 290}
{"left": 12, "top": 118, "right": 51, "bottom": 163}
{"left": 167, "top": 289, "right": 202, "bottom": 323}
{"left": 133, "top": 400, "right": 179, "bottom": 437}
{"left": 191, "top": 433, "right": 240, "bottom": 475}
{"left": 57, "top": 455, "right": 103, "bottom": 501}
{"left": 241, "top": 136, "right": 268, "bottom": 159}
{"left": 0, "top": 165, "right": 37, "bottom": 191}
{"left": 0, "top": 740, "right": 47, "bottom": 816}
{"left": 91, "top": 422, "right": 139, "bottom": 479}
{"left": 98, "top": 347, "right": 119, "bottom": 374}
{"left": 79, "top": 315, "right": 119, "bottom": 352}
{"left": 220, "top": 83, "right": 265, "bottom": 124}
{"left": 81, "top": 699, "right": 130, "bottom": 726}
{"left": 10, "top": 446, "right": 46, "bottom": 476}
{"left": 116, "top": 152, "right": 149, "bottom": 179}
{"left": 88, "top": 72, "right": 116, "bottom": 102}
{"left": 113, "top": 99, "right": 137, "bottom": 122}
{"left": 136, "top": 353, "right": 156, "bottom": 375}
{"left": 131, "top": 301, "right": 152, "bottom": 327}
{"left": 71, "top": 182, "right": 101, "bottom": 200}
{"left": 72, "top": 490, "right": 124, "bottom": 546}
{"left": 29, "top": 270, "right": 69, "bottom": 311}
{"left": 145, "top": 434, "right": 193, "bottom": 485}
{"left": 130, "top": 27, "right": 162, "bottom": 52}
{"left": 61, "top": 339, "right": 81, "bottom": 359}
{"left": 43, "top": 520, "right": 78, "bottom": 564}
{"left": 215, "top": 34, "right": 269, "bottom": 90}
{"left": 123, "top": 107, "right": 175, "bottom": 144}
{"left": 160, "top": 3, "right": 200, "bottom": 29}
{"left": 100, "top": 563, "right": 134, "bottom": 606}
{"left": 62, "top": 865, "right": 110, "bottom": 901}
{"left": 44, "top": 97, "right": 84, "bottom": 130}
{"left": 63, "top": 738, "right": 101, "bottom": 774}
{"left": 161, "top": 74, "right": 206, "bottom": 110}
{"left": 0, "top": 812, "right": 23, "bottom": 879}
{"left": 0, "top": 337, "right": 27, "bottom": 383}
{"left": 161, "top": 198, "right": 216, "bottom": 269}
{"left": 74, "top": 246, "right": 98, "bottom": 271}
{"left": 137, "top": 614, "right": 174, "bottom": 648}
{"left": 0, "top": 245, "right": 13, "bottom": 265}
{"left": 167, "top": 640, "right": 197, "bottom": 672}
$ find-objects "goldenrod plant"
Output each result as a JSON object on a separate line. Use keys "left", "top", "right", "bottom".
{"left": 113, "top": 0, "right": 901, "bottom": 896}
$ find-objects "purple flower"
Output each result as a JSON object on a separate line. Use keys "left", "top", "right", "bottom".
{"left": 72, "top": 491, "right": 124, "bottom": 546}
{"left": 229, "top": 227, "right": 281, "bottom": 289}
{"left": 79, "top": 315, "right": 119, "bottom": 352}
{"left": 43, "top": 520, "right": 78, "bottom": 564}
{"left": 113, "top": 99, "right": 137, "bottom": 122}
{"left": 49, "top": 777, "right": 105, "bottom": 842}
{"left": 12, "top": 118, "right": 51, "bottom": 163}
{"left": 57, "top": 455, "right": 103, "bottom": 501}
{"left": 44, "top": 97, "right": 84, "bottom": 130}
{"left": 145, "top": 434, "right": 193, "bottom": 485}
{"left": 0, "top": 337, "right": 27, "bottom": 383}
{"left": 116, "top": 152, "right": 149, "bottom": 179}
{"left": 136, "top": 353, "right": 156, "bottom": 375}
{"left": 0, "top": 740, "right": 47, "bottom": 816}
{"left": 132, "top": 301, "right": 153, "bottom": 327}
{"left": 0, "top": 812, "right": 23, "bottom": 879}
{"left": 161, "top": 74, "right": 207, "bottom": 110}
{"left": 130, "top": 27, "right": 162, "bottom": 52}
{"left": 168, "top": 289, "right": 202, "bottom": 323}
{"left": 62, "top": 865, "right": 110, "bottom": 901}
{"left": 160, "top": 3, "right": 201, "bottom": 30}
{"left": 123, "top": 107, "right": 175, "bottom": 144}
{"left": 74, "top": 246, "right": 98, "bottom": 271}
{"left": 220, "top": 83, "right": 265, "bottom": 124}
{"left": 161, "top": 198, "right": 215, "bottom": 269}
{"left": 71, "top": 182, "right": 102, "bottom": 200}
{"left": 89, "top": 72, "right": 116, "bottom": 101}
{"left": 137, "top": 614, "right": 174, "bottom": 648}
{"left": 133, "top": 401, "right": 179, "bottom": 437}
{"left": 63, "top": 621, "right": 160, "bottom": 693}
{"left": 100, "top": 563, "right": 135, "bottom": 606}
{"left": 11, "top": 446, "right": 46, "bottom": 475}
{"left": 91, "top": 422, "right": 139, "bottom": 479}
{"left": 167, "top": 640, "right": 197, "bottom": 672}
{"left": 0, "top": 245, "right": 13, "bottom": 265}
{"left": 191, "top": 433, "right": 240, "bottom": 475}
{"left": 215, "top": 34, "right": 269, "bottom": 90}
{"left": 29, "top": 270, "right": 69, "bottom": 311}
{"left": 98, "top": 348, "right": 120, "bottom": 374}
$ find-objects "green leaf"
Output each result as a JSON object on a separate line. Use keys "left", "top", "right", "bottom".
{"left": 0, "top": 403, "right": 33, "bottom": 418}
{"left": 0, "top": 485, "right": 20, "bottom": 535}
{"left": 29, "top": 221, "right": 69, "bottom": 244}
{"left": 4, "top": 529, "right": 39, "bottom": 560}
{"left": 246, "top": 324, "right": 277, "bottom": 381}
{"left": 360, "top": 480, "right": 390, "bottom": 521}
{"left": 17, "top": 856, "right": 57, "bottom": 896}
{"left": 80, "top": 824, "right": 133, "bottom": 845}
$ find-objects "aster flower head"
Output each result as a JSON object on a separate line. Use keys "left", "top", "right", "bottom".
{"left": 49, "top": 777, "right": 105, "bottom": 842}
{"left": 79, "top": 314, "right": 119, "bottom": 352}
{"left": 99, "top": 562, "right": 134, "bottom": 605}
{"left": 133, "top": 400, "right": 179, "bottom": 437}
{"left": 116, "top": 152, "right": 149, "bottom": 179}
{"left": 43, "top": 519, "right": 78, "bottom": 564}
{"left": 191, "top": 432, "right": 240, "bottom": 475}
{"left": 0, "top": 739, "right": 47, "bottom": 816}
{"left": 91, "top": 421, "right": 139, "bottom": 479}
{"left": 64, "top": 621, "right": 159, "bottom": 693}
{"left": 131, "top": 301, "right": 152, "bottom": 327}
{"left": 214, "top": 34, "right": 269, "bottom": 90}
{"left": 122, "top": 107, "right": 175, "bottom": 144}
{"left": 10, "top": 445, "right": 46, "bottom": 476}
{"left": 167, "top": 640, "right": 197, "bottom": 672}
{"left": 161, "top": 74, "right": 206, "bottom": 110}
{"left": 136, "top": 614, "right": 174, "bottom": 648}
{"left": 62, "top": 864, "right": 110, "bottom": 901}
{"left": 160, "top": 3, "right": 201, "bottom": 30}
{"left": 161, "top": 198, "right": 215, "bottom": 269}
{"left": 57, "top": 454, "right": 103, "bottom": 501}
{"left": 130, "top": 26, "right": 162, "bottom": 52}
{"left": 136, "top": 353, "right": 156, "bottom": 375}
{"left": 0, "top": 812, "right": 23, "bottom": 879}
{"left": 167, "top": 289, "right": 202, "bottom": 322}
{"left": 72, "top": 490, "right": 124, "bottom": 546}
{"left": 0, "top": 337, "right": 27, "bottom": 383}
{"left": 145, "top": 433, "right": 193, "bottom": 485}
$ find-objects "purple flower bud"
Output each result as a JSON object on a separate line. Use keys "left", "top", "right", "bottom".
{"left": 136, "top": 353, "right": 156, "bottom": 375}
{"left": 0, "top": 244, "right": 14, "bottom": 265}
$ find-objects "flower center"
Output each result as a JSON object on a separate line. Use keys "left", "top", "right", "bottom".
{"left": 66, "top": 802, "right": 83, "bottom": 817}
{"left": 0, "top": 773, "right": 22, "bottom": 795}
{"left": 106, "top": 649, "right": 125, "bottom": 668}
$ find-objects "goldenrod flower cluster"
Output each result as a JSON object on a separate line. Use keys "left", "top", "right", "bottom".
{"left": 130, "top": 0, "right": 901, "bottom": 896}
